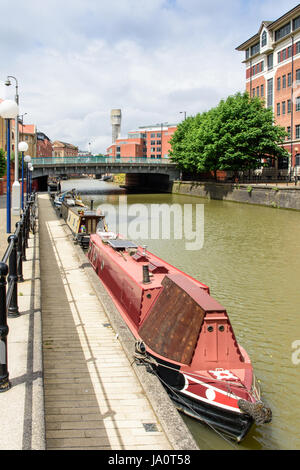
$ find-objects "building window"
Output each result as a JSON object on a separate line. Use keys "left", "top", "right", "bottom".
{"left": 282, "top": 101, "right": 286, "bottom": 115}
{"left": 256, "top": 86, "right": 259, "bottom": 96}
{"left": 251, "top": 42, "right": 260, "bottom": 56}
{"left": 156, "top": 154, "right": 162, "bottom": 159}
{"left": 296, "top": 125, "right": 300, "bottom": 139}
{"left": 277, "top": 77, "right": 281, "bottom": 90}
{"left": 293, "top": 15, "right": 300, "bottom": 31}
{"left": 151, "top": 147, "right": 156, "bottom": 153}
{"left": 151, "top": 155, "right": 155, "bottom": 159}
{"left": 296, "top": 154, "right": 300, "bottom": 165}
{"left": 245, "top": 49, "right": 250, "bottom": 60}
{"left": 157, "top": 133, "right": 161, "bottom": 138}
{"left": 288, "top": 72, "right": 292, "bottom": 87}
{"left": 282, "top": 75, "right": 286, "bottom": 88}
{"left": 296, "top": 97, "right": 300, "bottom": 111}
{"left": 261, "top": 31, "right": 267, "bottom": 47}
{"left": 261, "top": 84, "right": 264, "bottom": 96}
{"left": 287, "top": 126, "right": 291, "bottom": 139}
{"left": 288, "top": 45, "right": 292, "bottom": 58}
{"left": 275, "top": 22, "right": 291, "bottom": 41}
{"left": 157, "top": 147, "right": 161, "bottom": 152}
{"left": 296, "top": 41, "right": 300, "bottom": 55}
{"left": 277, "top": 103, "right": 280, "bottom": 115}
{"left": 282, "top": 49, "right": 287, "bottom": 61}
{"left": 252, "top": 88, "right": 255, "bottom": 97}
{"left": 150, "top": 133, "right": 155, "bottom": 138}
{"left": 288, "top": 99, "right": 292, "bottom": 113}
{"left": 296, "top": 69, "right": 300, "bottom": 84}
{"left": 277, "top": 51, "right": 281, "bottom": 63}
{"left": 267, "top": 53, "right": 273, "bottom": 70}
{"left": 156, "top": 140, "right": 161, "bottom": 145}
{"left": 267, "top": 78, "right": 273, "bottom": 108}
{"left": 151, "top": 140, "right": 155, "bottom": 145}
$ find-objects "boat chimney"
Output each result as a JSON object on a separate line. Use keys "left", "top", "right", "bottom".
{"left": 142, "top": 264, "right": 151, "bottom": 284}
{"left": 91, "top": 200, "right": 94, "bottom": 210}
{"left": 142, "top": 245, "right": 147, "bottom": 256}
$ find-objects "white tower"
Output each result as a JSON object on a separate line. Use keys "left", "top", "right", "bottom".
{"left": 111, "top": 109, "right": 122, "bottom": 143}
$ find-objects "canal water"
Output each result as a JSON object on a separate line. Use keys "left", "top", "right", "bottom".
{"left": 62, "top": 179, "right": 300, "bottom": 450}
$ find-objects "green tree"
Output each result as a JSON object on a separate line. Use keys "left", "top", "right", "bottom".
{"left": 0, "top": 148, "right": 6, "bottom": 178}
{"left": 169, "top": 92, "right": 288, "bottom": 176}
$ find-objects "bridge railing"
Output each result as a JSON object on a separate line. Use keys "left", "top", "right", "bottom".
{"left": 31, "top": 156, "right": 174, "bottom": 165}
{"left": 0, "top": 193, "right": 36, "bottom": 392}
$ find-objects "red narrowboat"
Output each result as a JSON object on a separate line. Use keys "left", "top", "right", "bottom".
{"left": 87, "top": 226, "right": 272, "bottom": 442}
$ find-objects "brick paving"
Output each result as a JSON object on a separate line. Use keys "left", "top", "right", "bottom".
{"left": 38, "top": 194, "right": 171, "bottom": 450}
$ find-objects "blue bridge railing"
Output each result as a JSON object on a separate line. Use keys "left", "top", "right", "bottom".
{"left": 31, "top": 156, "right": 174, "bottom": 165}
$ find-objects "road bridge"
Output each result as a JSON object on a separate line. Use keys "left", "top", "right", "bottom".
{"left": 31, "top": 157, "right": 180, "bottom": 191}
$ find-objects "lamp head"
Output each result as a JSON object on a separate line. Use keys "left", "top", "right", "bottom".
{"left": 24, "top": 155, "right": 31, "bottom": 163}
{"left": 19, "top": 141, "right": 29, "bottom": 152}
{"left": 5, "top": 78, "right": 11, "bottom": 87}
{"left": 0, "top": 99, "right": 19, "bottom": 118}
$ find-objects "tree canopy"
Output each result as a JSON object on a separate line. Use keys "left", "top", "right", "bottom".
{"left": 0, "top": 148, "right": 6, "bottom": 178}
{"left": 169, "top": 92, "right": 288, "bottom": 174}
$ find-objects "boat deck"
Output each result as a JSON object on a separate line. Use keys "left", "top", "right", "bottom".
{"left": 38, "top": 194, "right": 172, "bottom": 450}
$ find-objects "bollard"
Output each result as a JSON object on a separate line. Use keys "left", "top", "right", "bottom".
{"left": 0, "top": 262, "right": 11, "bottom": 392}
{"left": 16, "top": 221, "right": 24, "bottom": 283}
{"left": 7, "top": 235, "right": 19, "bottom": 318}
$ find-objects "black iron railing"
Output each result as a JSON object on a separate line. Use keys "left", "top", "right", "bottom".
{"left": 0, "top": 193, "right": 36, "bottom": 392}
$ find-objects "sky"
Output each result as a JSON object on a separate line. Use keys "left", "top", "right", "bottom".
{"left": 0, "top": 0, "right": 299, "bottom": 153}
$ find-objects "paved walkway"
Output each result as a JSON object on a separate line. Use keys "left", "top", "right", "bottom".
{"left": 0, "top": 200, "right": 44, "bottom": 450}
{"left": 38, "top": 194, "right": 172, "bottom": 450}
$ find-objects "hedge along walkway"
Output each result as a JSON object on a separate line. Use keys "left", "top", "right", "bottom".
{"left": 38, "top": 194, "right": 172, "bottom": 450}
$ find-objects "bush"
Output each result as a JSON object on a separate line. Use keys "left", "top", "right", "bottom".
{"left": 0, "top": 148, "right": 6, "bottom": 178}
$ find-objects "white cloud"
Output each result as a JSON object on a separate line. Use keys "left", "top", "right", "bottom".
{"left": 0, "top": 0, "right": 297, "bottom": 154}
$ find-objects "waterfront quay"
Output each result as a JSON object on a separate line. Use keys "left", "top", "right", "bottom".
{"left": 0, "top": 193, "right": 197, "bottom": 450}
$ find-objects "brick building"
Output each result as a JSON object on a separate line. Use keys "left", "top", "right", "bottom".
{"left": 107, "top": 123, "right": 177, "bottom": 159}
{"left": 236, "top": 4, "right": 300, "bottom": 172}
{"left": 36, "top": 132, "right": 53, "bottom": 158}
{"left": 52, "top": 140, "right": 78, "bottom": 158}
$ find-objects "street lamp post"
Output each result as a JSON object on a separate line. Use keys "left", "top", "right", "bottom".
{"left": 29, "top": 166, "right": 34, "bottom": 196}
{"left": 5, "top": 76, "right": 21, "bottom": 215}
{"left": 0, "top": 99, "right": 19, "bottom": 233}
{"left": 24, "top": 156, "right": 31, "bottom": 202}
{"left": 19, "top": 142, "right": 29, "bottom": 210}
{"left": 180, "top": 111, "right": 187, "bottom": 120}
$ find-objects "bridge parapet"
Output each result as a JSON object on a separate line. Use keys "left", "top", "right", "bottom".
{"left": 32, "top": 156, "right": 175, "bottom": 166}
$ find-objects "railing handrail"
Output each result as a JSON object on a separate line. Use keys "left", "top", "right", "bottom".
{"left": 31, "top": 156, "right": 175, "bottom": 166}
{"left": 0, "top": 192, "right": 36, "bottom": 393}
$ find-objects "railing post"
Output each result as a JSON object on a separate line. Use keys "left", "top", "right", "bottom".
{"left": 0, "top": 262, "right": 10, "bottom": 392}
{"left": 7, "top": 234, "right": 19, "bottom": 318}
{"left": 16, "top": 221, "right": 24, "bottom": 283}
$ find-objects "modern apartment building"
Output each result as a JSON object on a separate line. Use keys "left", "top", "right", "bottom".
{"left": 107, "top": 123, "right": 177, "bottom": 159}
{"left": 236, "top": 4, "right": 300, "bottom": 170}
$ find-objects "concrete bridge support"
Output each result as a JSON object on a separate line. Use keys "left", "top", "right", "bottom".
{"left": 124, "top": 173, "right": 171, "bottom": 191}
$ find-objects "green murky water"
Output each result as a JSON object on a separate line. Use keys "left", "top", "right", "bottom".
{"left": 62, "top": 179, "right": 300, "bottom": 450}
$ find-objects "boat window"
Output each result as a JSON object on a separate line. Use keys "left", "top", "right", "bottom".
{"left": 207, "top": 326, "right": 214, "bottom": 332}
{"left": 219, "top": 325, "right": 225, "bottom": 332}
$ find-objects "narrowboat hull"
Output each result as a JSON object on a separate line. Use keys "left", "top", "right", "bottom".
{"left": 87, "top": 232, "right": 271, "bottom": 442}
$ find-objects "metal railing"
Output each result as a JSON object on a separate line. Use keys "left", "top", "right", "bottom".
{"left": 31, "top": 156, "right": 174, "bottom": 165}
{"left": 0, "top": 193, "right": 36, "bottom": 392}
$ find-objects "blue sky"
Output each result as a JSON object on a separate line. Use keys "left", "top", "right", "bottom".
{"left": 0, "top": 0, "right": 298, "bottom": 153}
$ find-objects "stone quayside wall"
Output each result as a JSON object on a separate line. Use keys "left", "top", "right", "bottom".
{"left": 171, "top": 181, "right": 300, "bottom": 211}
